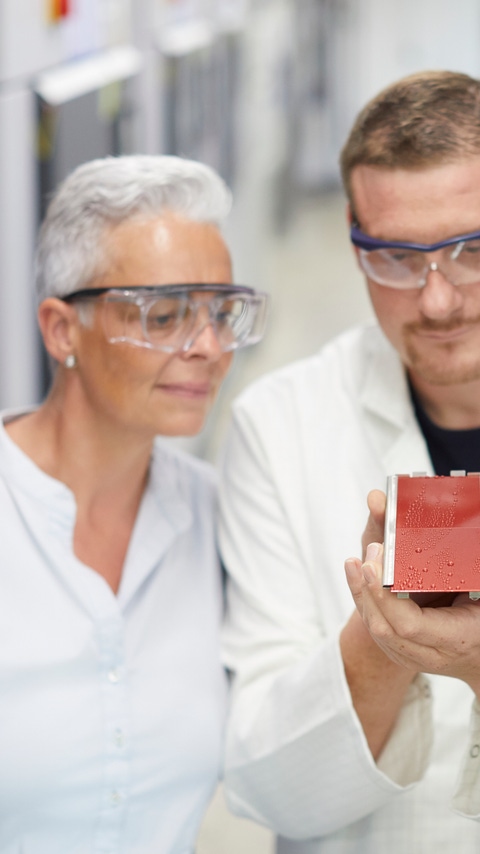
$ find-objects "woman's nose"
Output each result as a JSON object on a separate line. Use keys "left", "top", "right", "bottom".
{"left": 181, "top": 307, "right": 224, "bottom": 359}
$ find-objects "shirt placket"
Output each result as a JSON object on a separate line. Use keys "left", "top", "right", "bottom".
{"left": 47, "top": 504, "right": 132, "bottom": 850}
{"left": 94, "top": 613, "right": 131, "bottom": 852}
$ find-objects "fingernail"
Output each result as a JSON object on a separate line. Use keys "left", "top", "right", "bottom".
{"left": 366, "top": 542, "right": 381, "bottom": 561}
{"left": 344, "top": 559, "right": 357, "bottom": 579}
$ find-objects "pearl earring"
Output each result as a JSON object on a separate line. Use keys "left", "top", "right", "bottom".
{"left": 64, "top": 354, "right": 77, "bottom": 369}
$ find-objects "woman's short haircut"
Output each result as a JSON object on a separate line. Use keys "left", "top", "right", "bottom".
{"left": 340, "top": 70, "right": 480, "bottom": 216}
{"left": 35, "top": 155, "right": 232, "bottom": 303}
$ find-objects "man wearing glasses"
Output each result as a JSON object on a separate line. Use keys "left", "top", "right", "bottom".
{"left": 219, "top": 70, "right": 480, "bottom": 853}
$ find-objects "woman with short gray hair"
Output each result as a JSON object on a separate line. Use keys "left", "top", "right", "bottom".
{"left": 0, "top": 155, "right": 268, "bottom": 853}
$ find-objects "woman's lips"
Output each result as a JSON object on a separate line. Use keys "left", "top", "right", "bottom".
{"left": 156, "top": 382, "right": 212, "bottom": 399}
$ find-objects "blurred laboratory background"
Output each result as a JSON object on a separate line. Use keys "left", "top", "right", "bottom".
{"left": 2, "top": 1, "right": 480, "bottom": 850}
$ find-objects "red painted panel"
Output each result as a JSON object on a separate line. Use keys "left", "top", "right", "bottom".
{"left": 392, "top": 475, "right": 480, "bottom": 593}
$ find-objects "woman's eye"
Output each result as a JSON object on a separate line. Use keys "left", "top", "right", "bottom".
{"left": 149, "top": 312, "right": 177, "bottom": 328}
{"left": 216, "top": 310, "right": 235, "bottom": 326}
{"left": 146, "top": 299, "right": 183, "bottom": 331}
{"left": 216, "top": 300, "right": 247, "bottom": 327}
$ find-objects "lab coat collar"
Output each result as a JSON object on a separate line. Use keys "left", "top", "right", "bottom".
{"left": 360, "top": 329, "right": 412, "bottom": 430}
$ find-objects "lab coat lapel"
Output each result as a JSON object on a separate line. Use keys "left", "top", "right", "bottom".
{"left": 360, "top": 333, "right": 434, "bottom": 477}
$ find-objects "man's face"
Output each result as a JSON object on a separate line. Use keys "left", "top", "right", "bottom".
{"left": 350, "top": 157, "right": 480, "bottom": 387}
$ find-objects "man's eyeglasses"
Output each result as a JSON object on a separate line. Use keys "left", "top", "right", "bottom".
{"left": 61, "top": 284, "right": 269, "bottom": 354}
{"left": 350, "top": 224, "right": 480, "bottom": 289}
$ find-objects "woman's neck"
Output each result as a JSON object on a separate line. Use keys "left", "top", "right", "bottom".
{"left": 5, "top": 386, "right": 153, "bottom": 515}
{"left": 5, "top": 385, "right": 156, "bottom": 593}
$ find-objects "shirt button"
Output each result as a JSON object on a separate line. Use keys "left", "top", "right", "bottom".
{"left": 110, "top": 790, "right": 122, "bottom": 805}
{"left": 470, "top": 744, "right": 480, "bottom": 759}
{"left": 114, "top": 728, "right": 125, "bottom": 748}
{"left": 108, "top": 667, "right": 121, "bottom": 683}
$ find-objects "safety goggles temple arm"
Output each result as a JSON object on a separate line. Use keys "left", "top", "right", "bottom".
{"left": 60, "top": 287, "right": 111, "bottom": 303}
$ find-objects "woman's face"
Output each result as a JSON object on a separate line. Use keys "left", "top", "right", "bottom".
{"left": 72, "top": 213, "right": 234, "bottom": 439}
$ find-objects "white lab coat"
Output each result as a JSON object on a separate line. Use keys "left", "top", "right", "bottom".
{"left": 219, "top": 323, "right": 480, "bottom": 853}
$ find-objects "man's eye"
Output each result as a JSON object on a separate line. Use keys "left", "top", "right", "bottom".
{"left": 460, "top": 240, "right": 480, "bottom": 255}
{"left": 389, "top": 250, "right": 418, "bottom": 263}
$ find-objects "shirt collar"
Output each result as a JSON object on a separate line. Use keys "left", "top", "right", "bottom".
{"left": 0, "top": 412, "right": 195, "bottom": 608}
{"left": 0, "top": 408, "right": 75, "bottom": 516}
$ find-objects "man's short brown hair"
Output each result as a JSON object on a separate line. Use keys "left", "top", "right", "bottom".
{"left": 340, "top": 70, "right": 480, "bottom": 213}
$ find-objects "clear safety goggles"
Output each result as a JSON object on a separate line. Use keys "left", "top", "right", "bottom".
{"left": 62, "top": 284, "right": 269, "bottom": 353}
{"left": 350, "top": 224, "right": 480, "bottom": 289}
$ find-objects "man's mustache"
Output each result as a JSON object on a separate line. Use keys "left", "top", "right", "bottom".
{"left": 405, "top": 317, "right": 479, "bottom": 334}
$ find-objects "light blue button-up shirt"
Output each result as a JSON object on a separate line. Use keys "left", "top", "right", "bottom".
{"left": 0, "top": 415, "right": 228, "bottom": 854}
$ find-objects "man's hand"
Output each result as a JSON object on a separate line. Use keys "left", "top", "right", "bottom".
{"left": 345, "top": 542, "right": 480, "bottom": 698}
{"left": 361, "top": 489, "right": 386, "bottom": 560}
{"left": 341, "top": 489, "right": 416, "bottom": 759}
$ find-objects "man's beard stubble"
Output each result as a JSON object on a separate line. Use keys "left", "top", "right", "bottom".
{"left": 403, "top": 316, "right": 480, "bottom": 386}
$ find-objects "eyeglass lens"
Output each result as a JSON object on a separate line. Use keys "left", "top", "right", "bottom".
{"left": 360, "top": 237, "right": 480, "bottom": 288}
{"left": 103, "top": 292, "right": 266, "bottom": 352}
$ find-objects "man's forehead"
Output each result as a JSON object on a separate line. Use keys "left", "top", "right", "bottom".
{"left": 350, "top": 158, "right": 480, "bottom": 243}
{"left": 350, "top": 160, "right": 478, "bottom": 203}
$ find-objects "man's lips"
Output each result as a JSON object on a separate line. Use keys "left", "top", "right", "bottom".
{"left": 407, "top": 322, "right": 476, "bottom": 342}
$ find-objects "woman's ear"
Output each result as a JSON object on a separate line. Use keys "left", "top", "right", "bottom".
{"left": 37, "top": 298, "right": 79, "bottom": 365}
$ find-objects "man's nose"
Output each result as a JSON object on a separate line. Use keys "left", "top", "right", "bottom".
{"left": 417, "top": 263, "right": 464, "bottom": 319}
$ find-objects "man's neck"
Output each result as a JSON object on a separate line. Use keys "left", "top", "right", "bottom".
{"left": 408, "top": 370, "right": 480, "bottom": 430}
